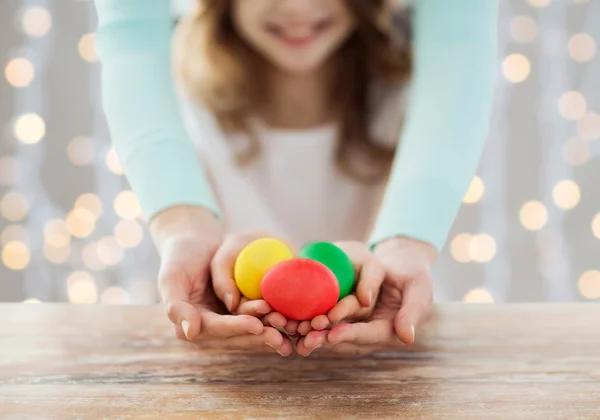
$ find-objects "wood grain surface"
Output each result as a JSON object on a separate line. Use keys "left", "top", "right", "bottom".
{"left": 1, "top": 303, "right": 599, "bottom": 419}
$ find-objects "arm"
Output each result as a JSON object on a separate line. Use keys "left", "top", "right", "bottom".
{"left": 369, "top": 0, "right": 499, "bottom": 252}
{"left": 93, "top": 0, "right": 219, "bottom": 222}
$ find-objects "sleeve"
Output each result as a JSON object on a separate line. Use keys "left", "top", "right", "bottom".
{"left": 93, "top": 0, "right": 220, "bottom": 221}
{"left": 368, "top": 0, "right": 499, "bottom": 252}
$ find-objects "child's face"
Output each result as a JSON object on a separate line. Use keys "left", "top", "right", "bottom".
{"left": 232, "top": 0, "right": 356, "bottom": 75}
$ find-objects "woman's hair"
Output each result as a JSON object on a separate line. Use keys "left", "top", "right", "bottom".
{"left": 176, "top": 0, "right": 412, "bottom": 183}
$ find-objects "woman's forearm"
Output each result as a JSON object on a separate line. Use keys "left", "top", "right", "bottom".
{"left": 370, "top": 0, "right": 499, "bottom": 252}
{"left": 94, "top": 0, "right": 220, "bottom": 222}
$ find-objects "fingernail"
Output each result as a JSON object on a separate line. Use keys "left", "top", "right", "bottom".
{"left": 276, "top": 350, "right": 285, "bottom": 357}
{"left": 368, "top": 290, "right": 374, "bottom": 306}
{"left": 224, "top": 293, "right": 233, "bottom": 312}
{"left": 411, "top": 324, "right": 415, "bottom": 341}
{"left": 181, "top": 320, "right": 190, "bottom": 340}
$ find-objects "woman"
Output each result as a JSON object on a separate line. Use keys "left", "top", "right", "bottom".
{"left": 93, "top": 0, "right": 498, "bottom": 357}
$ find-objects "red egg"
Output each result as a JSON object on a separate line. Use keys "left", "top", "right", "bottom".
{"left": 260, "top": 258, "right": 340, "bottom": 321}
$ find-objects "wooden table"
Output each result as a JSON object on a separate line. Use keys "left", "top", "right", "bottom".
{"left": 1, "top": 303, "right": 599, "bottom": 419}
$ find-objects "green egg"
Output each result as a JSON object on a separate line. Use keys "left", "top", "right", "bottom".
{"left": 299, "top": 242, "right": 355, "bottom": 300}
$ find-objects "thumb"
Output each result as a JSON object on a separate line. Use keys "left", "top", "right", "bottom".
{"left": 159, "top": 266, "right": 202, "bottom": 341}
{"left": 393, "top": 276, "right": 433, "bottom": 345}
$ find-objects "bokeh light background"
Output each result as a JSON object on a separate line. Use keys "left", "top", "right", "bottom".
{"left": 0, "top": 0, "right": 598, "bottom": 305}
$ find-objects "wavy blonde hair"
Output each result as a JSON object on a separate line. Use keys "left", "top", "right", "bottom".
{"left": 176, "top": 0, "right": 412, "bottom": 183}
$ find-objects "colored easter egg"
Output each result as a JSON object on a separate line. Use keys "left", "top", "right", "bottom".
{"left": 234, "top": 238, "right": 293, "bottom": 300}
{"left": 299, "top": 242, "right": 355, "bottom": 299}
{"left": 261, "top": 258, "right": 340, "bottom": 321}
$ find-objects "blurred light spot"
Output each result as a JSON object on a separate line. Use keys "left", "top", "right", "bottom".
{"left": 577, "top": 112, "right": 600, "bottom": 141}
{"left": 114, "top": 190, "right": 142, "bottom": 220}
{"left": 66, "top": 136, "right": 94, "bottom": 166}
{"left": 463, "top": 176, "right": 485, "bottom": 204}
{"left": 578, "top": 270, "right": 600, "bottom": 299}
{"left": 558, "top": 91, "right": 587, "bottom": 120}
{"left": 66, "top": 208, "right": 96, "bottom": 238}
{"left": 450, "top": 233, "right": 472, "bottom": 263}
{"left": 79, "top": 33, "right": 98, "bottom": 63}
{"left": 14, "top": 113, "right": 45, "bottom": 144}
{"left": 502, "top": 54, "right": 530, "bottom": 83}
{"left": 0, "top": 156, "right": 20, "bottom": 186}
{"left": 23, "top": 298, "right": 41, "bottom": 304}
{"left": 75, "top": 193, "right": 102, "bottom": 221}
{"left": 552, "top": 180, "right": 580, "bottom": 210}
{"left": 520, "top": 201, "right": 548, "bottom": 231}
{"left": 97, "top": 236, "right": 124, "bottom": 266}
{"left": 43, "top": 242, "right": 70, "bottom": 264}
{"left": 468, "top": 234, "right": 497, "bottom": 263}
{"left": 563, "top": 137, "right": 590, "bottom": 166}
{"left": 82, "top": 242, "right": 106, "bottom": 271}
{"left": 591, "top": 214, "right": 600, "bottom": 239}
{"left": 114, "top": 220, "right": 144, "bottom": 248}
{"left": 101, "top": 286, "right": 130, "bottom": 304}
{"left": 509, "top": 15, "right": 538, "bottom": 44}
{"left": 67, "top": 271, "right": 98, "bottom": 304}
{"left": 463, "top": 288, "right": 495, "bottom": 303}
{"left": 5, "top": 58, "right": 34, "bottom": 88}
{"left": 0, "top": 191, "right": 29, "bottom": 222}
{"left": 568, "top": 33, "right": 596, "bottom": 62}
{"left": 106, "top": 148, "right": 124, "bottom": 175}
{"left": 2, "top": 241, "right": 30, "bottom": 270}
{"left": 44, "top": 219, "right": 71, "bottom": 247}
{"left": 21, "top": 7, "right": 52, "bottom": 37}
{"left": 1, "top": 225, "right": 28, "bottom": 246}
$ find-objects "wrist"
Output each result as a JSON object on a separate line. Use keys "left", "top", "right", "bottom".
{"left": 149, "top": 205, "right": 223, "bottom": 252}
{"left": 372, "top": 236, "right": 437, "bottom": 266}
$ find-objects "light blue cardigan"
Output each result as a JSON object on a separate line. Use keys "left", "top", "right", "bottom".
{"left": 93, "top": 0, "right": 498, "bottom": 251}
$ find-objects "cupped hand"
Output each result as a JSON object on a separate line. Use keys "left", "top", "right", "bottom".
{"left": 209, "top": 230, "right": 297, "bottom": 352}
{"left": 296, "top": 237, "right": 436, "bottom": 356}
{"left": 150, "top": 206, "right": 293, "bottom": 356}
{"left": 295, "top": 241, "right": 385, "bottom": 344}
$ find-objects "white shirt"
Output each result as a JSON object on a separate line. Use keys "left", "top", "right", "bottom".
{"left": 180, "top": 86, "right": 405, "bottom": 249}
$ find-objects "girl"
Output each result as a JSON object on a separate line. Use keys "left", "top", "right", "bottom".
{"left": 94, "top": 0, "right": 498, "bottom": 357}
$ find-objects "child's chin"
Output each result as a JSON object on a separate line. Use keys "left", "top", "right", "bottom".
{"left": 274, "top": 57, "right": 328, "bottom": 76}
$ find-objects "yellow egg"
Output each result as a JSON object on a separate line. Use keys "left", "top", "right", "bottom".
{"left": 234, "top": 238, "right": 293, "bottom": 300}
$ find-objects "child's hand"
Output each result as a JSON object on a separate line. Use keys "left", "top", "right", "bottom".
{"left": 298, "top": 237, "right": 435, "bottom": 356}
{"left": 210, "top": 231, "right": 296, "bottom": 342}
{"left": 295, "top": 241, "right": 385, "bottom": 353}
{"left": 151, "top": 206, "right": 292, "bottom": 357}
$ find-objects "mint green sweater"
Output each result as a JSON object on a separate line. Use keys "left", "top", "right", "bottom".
{"left": 93, "top": 0, "right": 498, "bottom": 251}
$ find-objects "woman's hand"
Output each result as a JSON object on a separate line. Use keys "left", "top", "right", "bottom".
{"left": 295, "top": 241, "right": 385, "bottom": 355}
{"left": 150, "top": 206, "right": 292, "bottom": 356}
{"left": 297, "top": 237, "right": 436, "bottom": 356}
{"left": 209, "top": 230, "right": 296, "bottom": 354}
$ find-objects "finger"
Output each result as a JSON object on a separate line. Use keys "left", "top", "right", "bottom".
{"left": 201, "top": 312, "right": 263, "bottom": 338}
{"left": 210, "top": 235, "right": 250, "bottom": 313}
{"left": 159, "top": 267, "right": 202, "bottom": 341}
{"left": 355, "top": 257, "right": 385, "bottom": 308}
{"left": 327, "top": 342, "right": 378, "bottom": 356}
{"left": 296, "top": 330, "right": 328, "bottom": 357}
{"left": 326, "top": 295, "right": 363, "bottom": 324}
{"left": 310, "top": 315, "right": 330, "bottom": 331}
{"left": 298, "top": 320, "right": 313, "bottom": 336}
{"left": 394, "top": 277, "right": 433, "bottom": 345}
{"left": 235, "top": 298, "right": 272, "bottom": 317}
{"left": 284, "top": 320, "right": 299, "bottom": 335}
{"left": 261, "top": 312, "right": 287, "bottom": 329}
{"left": 327, "top": 320, "right": 395, "bottom": 346}
{"left": 199, "top": 328, "right": 293, "bottom": 356}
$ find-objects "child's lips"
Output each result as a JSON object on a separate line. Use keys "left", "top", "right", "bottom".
{"left": 266, "top": 20, "right": 331, "bottom": 48}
